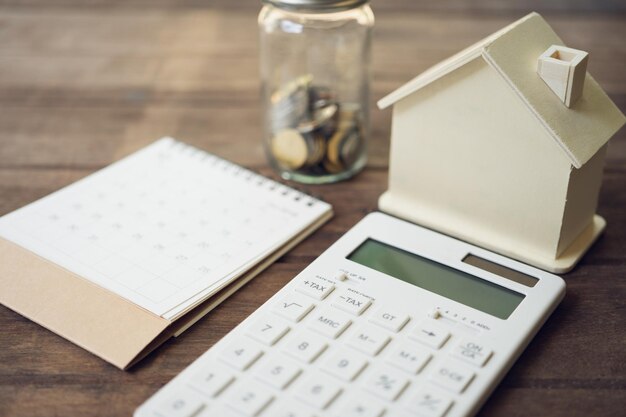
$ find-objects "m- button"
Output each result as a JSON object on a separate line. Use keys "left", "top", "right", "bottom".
{"left": 369, "top": 307, "right": 410, "bottom": 332}
{"left": 295, "top": 277, "right": 335, "bottom": 300}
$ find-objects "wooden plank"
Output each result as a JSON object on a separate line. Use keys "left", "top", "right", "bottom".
{"left": 0, "top": 2, "right": 624, "bottom": 417}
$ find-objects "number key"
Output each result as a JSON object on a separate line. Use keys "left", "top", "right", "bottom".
{"left": 219, "top": 340, "right": 263, "bottom": 371}
{"left": 226, "top": 381, "right": 274, "bottom": 416}
{"left": 294, "top": 372, "right": 343, "bottom": 410}
{"left": 255, "top": 357, "right": 302, "bottom": 389}
{"left": 246, "top": 316, "right": 290, "bottom": 346}
{"left": 157, "top": 391, "right": 205, "bottom": 417}
{"left": 282, "top": 331, "right": 328, "bottom": 363}
{"left": 188, "top": 363, "right": 235, "bottom": 398}
{"left": 321, "top": 348, "right": 368, "bottom": 381}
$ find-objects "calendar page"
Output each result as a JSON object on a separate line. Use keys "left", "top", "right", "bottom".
{"left": 0, "top": 138, "right": 331, "bottom": 320}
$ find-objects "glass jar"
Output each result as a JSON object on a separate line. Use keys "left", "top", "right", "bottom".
{"left": 259, "top": 0, "right": 374, "bottom": 184}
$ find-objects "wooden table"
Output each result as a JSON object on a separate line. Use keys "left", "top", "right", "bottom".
{"left": 1, "top": 1, "right": 624, "bottom": 416}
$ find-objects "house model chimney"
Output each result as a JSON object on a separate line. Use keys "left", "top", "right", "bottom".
{"left": 537, "top": 45, "right": 589, "bottom": 108}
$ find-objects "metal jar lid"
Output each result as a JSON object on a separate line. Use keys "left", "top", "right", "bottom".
{"left": 262, "top": 0, "right": 370, "bottom": 12}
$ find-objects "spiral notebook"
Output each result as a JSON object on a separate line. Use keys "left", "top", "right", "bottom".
{"left": 0, "top": 138, "right": 332, "bottom": 369}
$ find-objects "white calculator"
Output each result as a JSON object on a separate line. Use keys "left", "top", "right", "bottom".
{"left": 135, "top": 212, "right": 565, "bottom": 417}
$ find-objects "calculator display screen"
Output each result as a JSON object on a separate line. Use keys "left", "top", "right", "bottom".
{"left": 347, "top": 239, "right": 524, "bottom": 319}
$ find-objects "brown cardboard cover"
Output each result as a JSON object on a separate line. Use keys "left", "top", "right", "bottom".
{"left": 0, "top": 237, "right": 170, "bottom": 369}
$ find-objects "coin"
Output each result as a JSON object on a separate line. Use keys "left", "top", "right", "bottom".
{"left": 270, "top": 74, "right": 313, "bottom": 131}
{"left": 297, "top": 103, "right": 338, "bottom": 134}
{"left": 271, "top": 128, "right": 309, "bottom": 169}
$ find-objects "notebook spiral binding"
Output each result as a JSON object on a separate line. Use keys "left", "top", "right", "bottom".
{"left": 163, "top": 137, "right": 325, "bottom": 207}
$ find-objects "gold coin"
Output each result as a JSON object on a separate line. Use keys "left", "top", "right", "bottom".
{"left": 271, "top": 128, "right": 309, "bottom": 169}
{"left": 270, "top": 74, "right": 313, "bottom": 105}
{"left": 305, "top": 133, "right": 327, "bottom": 166}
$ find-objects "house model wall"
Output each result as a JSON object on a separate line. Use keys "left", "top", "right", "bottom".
{"left": 377, "top": 13, "right": 625, "bottom": 273}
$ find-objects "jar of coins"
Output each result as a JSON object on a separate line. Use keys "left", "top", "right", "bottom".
{"left": 259, "top": 0, "right": 374, "bottom": 183}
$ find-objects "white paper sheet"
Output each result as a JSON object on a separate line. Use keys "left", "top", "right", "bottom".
{"left": 0, "top": 138, "right": 331, "bottom": 319}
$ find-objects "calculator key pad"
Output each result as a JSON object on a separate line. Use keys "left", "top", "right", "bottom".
{"left": 405, "top": 386, "right": 454, "bottom": 417}
{"left": 219, "top": 340, "right": 263, "bottom": 371}
{"left": 295, "top": 277, "right": 335, "bottom": 300}
{"left": 226, "top": 381, "right": 274, "bottom": 416}
{"left": 255, "top": 357, "right": 302, "bottom": 390}
{"left": 336, "top": 393, "right": 386, "bottom": 417}
{"left": 321, "top": 348, "right": 369, "bottom": 382}
{"left": 331, "top": 290, "right": 372, "bottom": 316}
{"left": 369, "top": 307, "right": 410, "bottom": 333}
{"left": 188, "top": 365, "right": 235, "bottom": 398}
{"left": 385, "top": 340, "right": 432, "bottom": 374}
{"left": 246, "top": 316, "right": 290, "bottom": 346}
{"left": 346, "top": 325, "right": 391, "bottom": 356}
{"left": 409, "top": 319, "right": 451, "bottom": 349}
{"left": 282, "top": 331, "right": 328, "bottom": 363}
{"left": 294, "top": 372, "right": 343, "bottom": 410}
{"left": 272, "top": 293, "right": 315, "bottom": 323}
{"left": 452, "top": 338, "right": 493, "bottom": 367}
{"left": 139, "top": 274, "right": 499, "bottom": 417}
{"left": 307, "top": 307, "right": 352, "bottom": 339}
{"left": 158, "top": 392, "right": 205, "bottom": 417}
{"left": 363, "top": 365, "right": 411, "bottom": 401}
{"left": 429, "top": 361, "right": 476, "bottom": 394}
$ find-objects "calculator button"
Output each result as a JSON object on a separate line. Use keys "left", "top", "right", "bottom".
{"left": 346, "top": 326, "right": 391, "bottom": 356}
{"left": 369, "top": 308, "right": 410, "bottom": 333}
{"left": 363, "top": 366, "right": 410, "bottom": 401}
{"left": 263, "top": 400, "right": 316, "bottom": 417}
{"left": 429, "top": 361, "right": 475, "bottom": 394}
{"left": 385, "top": 340, "right": 432, "bottom": 374}
{"left": 307, "top": 307, "right": 352, "bottom": 339}
{"left": 451, "top": 338, "right": 493, "bottom": 367}
{"left": 158, "top": 392, "right": 205, "bottom": 417}
{"left": 295, "top": 277, "right": 335, "bottom": 300}
{"left": 188, "top": 364, "right": 235, "bottom": 398}
{"left": 321, "top": 348, "right": 368, "bottom": 381}
{"left": 255, "top": 357, "right": 302, "bottom": 390}
{"left": 405, "top": 386, "right": 453, "bottom": 417}
{"left": 246, "top": 316, "right": 290, "bottom": 346}
{"left": 226, "top": 381, "right": 274, "bottom": 416}
{"left": 272, "top": 293, "right": 315, "bottom": 322}
{"left": 294, "top": 372, "right": 343, "bottom": 410}
{"left": 331, "top": 290, "right": 372, "bottom": 316}
{"left": 219, "top": 341, "right": 263, "bottom": 371}
{"left": 409, "top": 320, "right": 451, "bottom": 349}
{"left": 335, "top": 393, "right": 386, "bottom": 417}
{"left": 282, "top": 331, "right": 328, "bottom": 363}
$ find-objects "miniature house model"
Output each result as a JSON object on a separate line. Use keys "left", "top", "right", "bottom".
{"left": 377, "top": 12, "right": 625, "bottom": 273}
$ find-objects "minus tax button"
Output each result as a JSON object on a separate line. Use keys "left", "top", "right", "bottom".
{"left": 294, "top": 277, "right": 335, "bottom": 300}
{"left": 331, "top": 289, "right": 371, "bottom": 316}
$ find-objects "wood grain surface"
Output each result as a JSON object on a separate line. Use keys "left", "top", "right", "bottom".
{"left": 0, "top": 1, "right": 624, "bottom": 416}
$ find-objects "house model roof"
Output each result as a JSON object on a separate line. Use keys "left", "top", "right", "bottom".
{"left": 378, "top": 12, "right": 626, "bottom": 168}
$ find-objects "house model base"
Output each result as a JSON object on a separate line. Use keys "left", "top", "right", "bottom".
{"left": 380, "top": 189, "right": 605, "bottom": 273}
